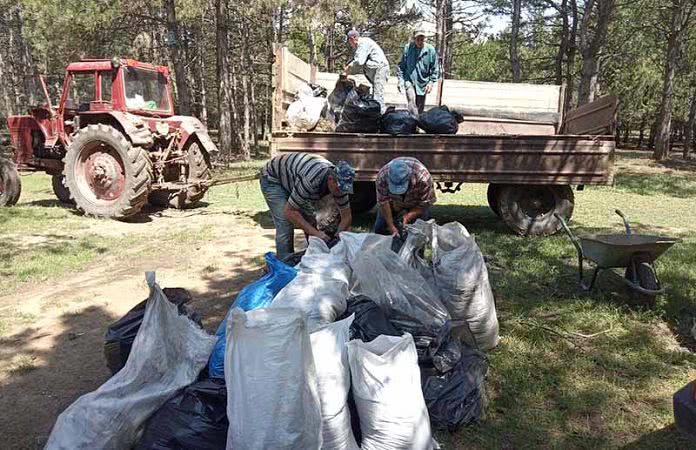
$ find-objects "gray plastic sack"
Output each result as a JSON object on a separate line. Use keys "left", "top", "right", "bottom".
{"left": 272, "top": 237, "right": 350, "bottom": 331}
{"left": 45, "top": 273, "right": 216, "bottom": 450}
{"left": 311, "top": 315, "right": 360, "bottom": 450}
{"left": 431, "top": 222, "right": 499, "bottom": 350}
{"left": 347, "top": 334, "right": 434, "bottom": 450}
{"left": 224, "top": 307, "right": 322, "bottom": 450}
{"left": 349, "top": 234, "right": 449, "bottom": 338}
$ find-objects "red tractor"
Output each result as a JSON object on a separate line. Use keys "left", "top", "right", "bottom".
{"left": 0, "top": 58, "right": 217, "bottom": 218}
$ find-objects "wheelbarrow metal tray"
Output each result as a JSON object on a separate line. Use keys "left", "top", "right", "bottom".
{"left": 580, "top": 234, "right": 680, "bottom": 268}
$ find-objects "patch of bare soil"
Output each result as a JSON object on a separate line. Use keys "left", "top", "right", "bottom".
{"left": 0, "top": 212, "right": 305, "bottom": 449}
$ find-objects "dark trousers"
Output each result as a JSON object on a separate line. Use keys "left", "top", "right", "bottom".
{"left": 373, "top": 206, "right": 432, "bottom": 235}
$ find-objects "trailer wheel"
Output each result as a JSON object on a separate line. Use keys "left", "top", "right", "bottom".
{"left": 52, "top": 174, "right": 74, "bottom": 204}
{"left": 148, "top": 142, "right": 211, "bottom": 209}
{"left": 350, "top": 181, "right": 377, "bottom": 214}
{"left": 487, "top": 184, "right": 502, "bottom": 217}
{"left": 63, "top": 124, "right": 152, "bottom": 219}
{"left": 498, "top": 184, "right": 574, "bottom": 236}
{"left": 0, "top": 157, "right": 21, "bottom": 206}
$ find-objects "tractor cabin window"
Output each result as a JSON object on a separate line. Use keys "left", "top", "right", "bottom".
{"left": 124, "top": 67, "right": 170, "bottom": 112}
{"left": 65, "top": 73, "right": 96, "bottom": 112}
{"left": 100, "top": 71, "right": 113, "bottom": 102}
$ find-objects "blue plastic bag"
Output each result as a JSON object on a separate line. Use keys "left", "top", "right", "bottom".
{"left": 207, "top": 252, "right": 298, "bottom": 378}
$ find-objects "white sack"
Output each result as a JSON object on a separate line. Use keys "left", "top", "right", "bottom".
{"left": 310, "top": 315, "right": 360, "bottom": 450}
{"left": 273, "top": 237, "right": 350, "bottom": 331}
{"left": 225, "top": 307, "right": 322, "bottom": 450}
{"left": 349, "top": 234, "right": 449, "bottom": 337}
{"left": 286, "top": 95, "right": 327, "bottom": 131}
{"left": 46, "top": 273, "right": 215, "bottom": 450}
{"left": 347, "top": 334, "right": 434, "bottom": 450}
{"left": 431, "top": 222, "right": 499, "bottom": 350}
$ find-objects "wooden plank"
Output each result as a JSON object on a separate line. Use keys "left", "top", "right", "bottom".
{"left": 272, "top": 45, "right": 286, "bottom": 135}
{"left": 562, "top": 95, "right": 618, "bottom": 135}
{"left": 271, "top": 133, "right": 615, "bottom": 185}
{"left": 457, "top": 117, "right": 556, "bottom": 135}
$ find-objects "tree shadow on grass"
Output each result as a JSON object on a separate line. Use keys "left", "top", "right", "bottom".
{"left": 614, "top": 173, "right": 696, "bottom": 198}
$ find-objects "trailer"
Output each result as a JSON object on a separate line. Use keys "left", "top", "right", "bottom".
{"left": 270, "top": 46, "right": 617, "bottom": 236}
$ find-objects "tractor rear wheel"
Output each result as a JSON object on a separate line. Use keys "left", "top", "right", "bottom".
{"left": 498, "top": 184, "right": 574, "bottom": 236}
{"left": 52, "top": 174, "right": 74, "bottom": 204}
{"left": 0, "top": 157, "right": 21, "bottom": 206}
{"left": 148, "top": 142, "right": 211, "bottom": 209}
{"left": 63, "top": 124, "right": 152, "bottom": 219}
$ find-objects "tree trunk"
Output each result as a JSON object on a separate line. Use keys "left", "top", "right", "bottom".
{"left": 577, "top": 0, "right": 615, "bottom": 105}
{"left": 163, "top": 0, "right": 192, "bottom": 115}
{"left": 564, "top": 0, "right": 579, "bottom": 113}
{"left": 216, "top": 0, "right": 234, "bottom": 159}
{"left": 510, "top": 0, "right": 522, "bottom": 82}
{"left": 555, "top": 0, "right": 569, "bottom": 85}
{"left": 637, "top": 116, "right": 646, "bottom": 148}
{"left": 434, "top": 0, "right": 454, "bottom": 78}
{"left": 307, "top": 28, "right": 317, "bottom": 66}
{"left": 198, "top": 34, "right": 209, "bottom": 125}
{"left": 654, "top": 1, "right": 690, "bottom": 160}
{"left": 0, "top": 3, "right": 35, "bottom": 115}
{"left": 684, "top": 89, "right": 696, "bottom": 159}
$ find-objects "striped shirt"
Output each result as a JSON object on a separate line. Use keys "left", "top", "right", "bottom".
{"left": 376, "top": 157, "right": 436, "bottom": 210}
{"left": 262, "top": 153, "right": 350, "bottom": 211}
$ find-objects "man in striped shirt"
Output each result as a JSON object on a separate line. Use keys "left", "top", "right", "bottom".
{"left": 374, "top": 157, "right": 436, "bottom": 236}
{"left": 260, "top": 153, "right": 355, "bottom": 258}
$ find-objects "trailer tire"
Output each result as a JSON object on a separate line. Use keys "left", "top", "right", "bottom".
{"left": 487, "top": 184, "right": 502, "bottom": 217}
{"left": 498, "top": 184, "right": 574, "bottom": 236}
{"left": 350, "top": 181, "right": 377, "bottom": 214}
{"left": 52, "top": 174, "right": 74, "bottom": 204}
{"left": 63, "top": 124, "right": 152, "bottom": 219}
{"left": 0, "top": 157, "right": 21, "bottom": 206}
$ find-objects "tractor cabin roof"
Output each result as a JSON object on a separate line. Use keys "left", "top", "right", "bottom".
{"left": 66, "top": 59, "right": 169, "bottom": 76}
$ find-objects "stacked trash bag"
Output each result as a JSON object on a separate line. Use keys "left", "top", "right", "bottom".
{"left": 287, "top": 77, "right": 464, "bottom": 135}
{"left": 44, "top": 220, "right": 498, "bottom": 450}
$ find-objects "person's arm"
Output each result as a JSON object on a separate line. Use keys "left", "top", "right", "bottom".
{"left": 348, "top": 40, "right": 370, "bottom": 70}
{"left": 379, "top": 201, "right": 400, "bottom": 236}
{"left": 283, "top": 203, "right": 329, "bottom": 241}
{"left": 430, "top": 47, "right": 441, "bottom": 84}
{"left": 402, "top": 206, "right": 425, "bottom": 225}
{"left": 337, "top": 206, "right": 352, "bottom": 233}
{"left": 396, "top": 44, "right": 408, "bottom": 90}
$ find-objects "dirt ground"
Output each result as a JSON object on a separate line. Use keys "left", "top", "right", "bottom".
{"left": 0, "top": 210, "right": 306, "bottom": 449}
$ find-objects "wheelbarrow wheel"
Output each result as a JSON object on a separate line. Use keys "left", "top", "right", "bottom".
{"left": 624, "top": 261, "right": 658, "bottom": 307}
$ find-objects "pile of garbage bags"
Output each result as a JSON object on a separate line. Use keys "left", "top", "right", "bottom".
{"left": 46, "top": 220, "right": 497, "bottom": 449}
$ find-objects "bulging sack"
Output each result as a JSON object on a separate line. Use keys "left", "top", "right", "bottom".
{"left": 381, "top": 108, "right": 418, "bottom": 135}
{"left": 46, "top": 273, "right": 216, "bottom": 450}
{"left": 336, "top": 90, "right": 381, "bottom": 133}
{"left": 286, "top": 96, "right": 328, "bottom": 131}
{"left": 417, "top": 106, "right": 461, "bottom": 134}
{"left": 224, "top": 308, "right": 322, "bottom": 450}
{"left": 311, "top": 315, "right": 360, "bottom": 450}
{"left": 431, "top": 222, "right": 499, "bottom": 350}
{"left": 208, "top": 253, "right": 298, "bottom": 379}
{"left": 347, "top": 334, "right": 434, "bottom": 450}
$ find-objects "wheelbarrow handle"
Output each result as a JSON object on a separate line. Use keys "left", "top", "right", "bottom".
{"left": 554, "top": 213, "right": 586, "bottom": 287}
{"left": 614, "top": 209, "right": 631, "bottom": 236}
{"left": 554, "top": 213, "right": 580, "bottom": 246}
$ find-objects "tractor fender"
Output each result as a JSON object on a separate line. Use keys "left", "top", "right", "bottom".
{"left": 87, "top": 111, "right": 154, "bottom": 148}
{"left": 173, "top": 116, "right": 219, "bottom": 156}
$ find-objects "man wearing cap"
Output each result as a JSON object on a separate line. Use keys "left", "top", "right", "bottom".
{"left": 344, "top": 30, "right": 390, "bottom": 114}
{"left": 373, "top": 157, "right": 436, "bottom": 236}
{"left": 397, "top": 31, "right": 440, "bottom": 116}
{"left": 260, "top": 152, "right": 355, "bottom": 258}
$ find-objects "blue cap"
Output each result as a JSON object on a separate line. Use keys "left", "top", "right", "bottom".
{"left": 387, "top": 159, "right": 410, "bottom": 195}
{"left": 334, "top": 160, "right": 355, "bottom": 194}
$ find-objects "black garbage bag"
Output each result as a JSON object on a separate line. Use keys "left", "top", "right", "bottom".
{"left": 418, "top": 106, "right": 462, "bottom": 134}
{"left": 103, "top": 288, "right": 202, "bottom": 375}
{"left": 326, "top": 76, "right": 356, "bottom": 123}
{"left": 135, "top": 379, "right": 228, "bottom": 450}
{"left": 431, "top": 333, "right": 462, "bottom": 374}
{"left": 280, "top": 251, "right": 306, "bottom": 267}
{"left": 381, "top": 107, "right": 418, "bottom": 135}
{"left": 336, "top": 90, "right": 382, "bottom": 133}
{"left": 674, "top": 381, "right": 696, "bottom": 440}
{"left": 421, "top": 345, "right": 488, "bottom": 431}
{"left": 340, "top": 295, "right": 400, "bottom": 342}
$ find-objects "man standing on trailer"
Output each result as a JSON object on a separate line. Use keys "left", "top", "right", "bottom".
{"left": 397, "top": 30, "right": 440, "bottom": 116}
{"left": 344, "top": 30, "right": 390, "bottom": 114}
{"left": 373, "top": 157, "right": 436, "bottom": 236}
{"left": 260, "top": 153, "right": 355, "bottom": 258}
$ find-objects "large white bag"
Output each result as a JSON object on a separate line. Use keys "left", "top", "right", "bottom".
{"left": 431, "top": 222, "right": 499, "bottom": 350}
{"left": 286, "top": 83, "right": 327, "bottom": 131}
{"left": 225, "top": 307, "right": 322, "bottom": 450}
{"left": 272, "top": 237, "right": 350, "bottom": 331}
{"left": 310, "top": 315, "right": 360, "bottom": 450}
{"left": 347, "top": 334, "right": 434, "bottom": 450}
{"left": 46, "top": 273, "right": 216, "bottom": 450}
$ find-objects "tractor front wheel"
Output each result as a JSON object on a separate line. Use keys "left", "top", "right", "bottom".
{"left": 0, "top": 157, "right": 21, "bottom": 206}
{"left": 63, "top": 124, "right": 152, "bottom": 219}
{"left": 52, "top": 174, "right": 74, "bottom": 204}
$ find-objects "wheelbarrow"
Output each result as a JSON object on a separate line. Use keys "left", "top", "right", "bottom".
{"left": 554, "top": 210, "right": 680, "bottom": 304}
